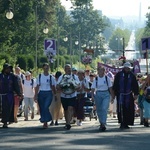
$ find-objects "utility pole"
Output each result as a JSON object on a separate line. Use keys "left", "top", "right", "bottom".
{"left": 122, "top": 37, "right": 125, "bottom": 57}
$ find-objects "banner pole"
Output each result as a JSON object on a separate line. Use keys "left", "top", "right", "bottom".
{"left": 146, "top": 49, "right": 148, "bottom": 74}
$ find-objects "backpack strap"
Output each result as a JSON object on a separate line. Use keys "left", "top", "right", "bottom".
{"left": 39, "top": 74, "right": 41, "bottom": 86}
{"left": 105, "top": 76, "right": 109, "bottom": 87}
{"left": 22, "top": 79, "right": 24, "bottom": 85}
{"left": 72, "top": 74, "right": 75, "bottom": 80}
{"left": 31, "top": 78, "right": 34, "bottom": 89}
{"left": 105, "top": 75, "right": 110, "bottom": 93}
{"left": 95, "top": 76, "right": 98, "bottom": 88}
{"left": 49, "top": 74, "right": 52, "bottom": 88}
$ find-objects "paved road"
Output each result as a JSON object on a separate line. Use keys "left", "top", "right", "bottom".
{"left": 0, "top": 114, "right": 150, "bottom": 150}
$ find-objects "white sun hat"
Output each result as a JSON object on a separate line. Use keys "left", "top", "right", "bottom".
{"left": 123, "top": 62, "right": 133, "bottom": 69}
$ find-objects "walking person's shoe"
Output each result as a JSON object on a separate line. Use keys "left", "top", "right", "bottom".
{"left": 64, "top": 124, "right": 71, "bottom": 130}
{"left": 31, "top": 112, "right": 34, "bottom": 119}
{"left": 55, "top": 121, "right": 59, "bottom": 125}
{"left": 43, "top": 122, "right": 48, "bottom": 129}
{"left": 3, "top": 123, "right": 8, "bottom": 128}
{"left": 24, "top": 116, "right": 28, "bottom": 121}
{"left": 120, "top": 123, "right": 130, "bottom": 129}
{"left": 77, "top": 120, "right": 82, "bottom": 126}
{"left": 144, "top": 121, "right": 149, "bottom": 127}
{"left": 50, "top": 121, "right": 54, "bottom": 126}
{"left": 99, "top": 124, "right": 106, "bottom": 132}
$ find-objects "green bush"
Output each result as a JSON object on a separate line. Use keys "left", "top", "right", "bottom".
{"left": 16, "top": 55, "right": 27, "bottom": 70}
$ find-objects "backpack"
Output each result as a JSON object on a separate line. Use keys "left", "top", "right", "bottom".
{"left": 22, "top": 78, "right": 34, "bottom": 89}
{"left": 39, "top": 73, "right": 52, "bottom": 88}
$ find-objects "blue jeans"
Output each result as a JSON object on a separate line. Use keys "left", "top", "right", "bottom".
{"left": 94, "top": 91, "right": 110, "bottom": 125}
{"left": 24, "top": 97, "right": 34, "bottom": 117}
{"left": 38, "top": 91, "right": 53, "bottom": 123}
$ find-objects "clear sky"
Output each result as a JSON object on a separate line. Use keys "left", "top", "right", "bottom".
{"left": 61, "top": 0, "right": 150, "bottom": 17}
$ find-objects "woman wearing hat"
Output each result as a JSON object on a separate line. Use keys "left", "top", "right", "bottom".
{"left": 22, "top": 71, "right": 36, "bottom": 121}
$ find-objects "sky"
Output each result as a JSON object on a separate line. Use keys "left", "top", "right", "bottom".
{"left": 61, "top": 0, "right": 150, "bottom": 17}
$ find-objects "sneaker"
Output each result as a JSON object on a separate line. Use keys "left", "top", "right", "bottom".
{"left": 55, "top": 121, "right": 59, "bottom": 125}
{"left": 99, "top": 125, "right": 106, "bottom": 131}
{"left": 24, "top": 116, "right": 28, "bottom": 121}
{"left": 31, "top": 112, "right": 34, "bottom": 119}
{"left": 144, "top": 121, "right": 149, "bottom": 127}
{"left": 64, "top": 124, "right": 71, "bottom": 130}
{"left": 3, "top": 124, "right": 8, "bottom": 128}
{"left": 50, "top": 121, "right": 54, "bottom": 126}
{"left": 140, "top": 121, "right": 144, "bottom": 125}
{"left": 77, "top": 120, "right": 82, "bottom": 126}
{"left": 120, "top": 123, "right": 130, "bottom": 129}
{"left": 43, "top": 123, "right": 48, "bottom": 129}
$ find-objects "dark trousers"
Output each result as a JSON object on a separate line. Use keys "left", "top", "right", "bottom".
{"left": 74, "top": 94, "right": 86, "bottom": 120}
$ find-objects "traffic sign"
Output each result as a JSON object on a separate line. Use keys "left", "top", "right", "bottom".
{"left": 141, "top": 37, "right": 150, "bottom": 50}
{"left": 44, "top": 39, "right": 56, "bottom": 55}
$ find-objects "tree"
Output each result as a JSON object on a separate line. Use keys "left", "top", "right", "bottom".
{"left": 109, "top": 28, "right": 131, "bottom": 53}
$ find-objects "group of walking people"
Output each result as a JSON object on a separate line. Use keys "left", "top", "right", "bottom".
{"left": 0, "top": 61, "right": 150, "bottom": 131}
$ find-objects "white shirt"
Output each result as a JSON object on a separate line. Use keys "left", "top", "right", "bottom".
{"left": 23, "top": 79, "right": 36, "bottom": 98}
{"left": 36, "top": 74, "right": 55, "bottom": 91}
{"left": 77, "top": 78, "right": 89, "bottom": 94}
{"left": 91, "top": 76, "right": 112, "bottom": 91}
{"left": 57, "top": 74, "right": 80, "bottom": 98}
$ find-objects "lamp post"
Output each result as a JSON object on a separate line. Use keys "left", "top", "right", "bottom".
{"left": 75, "top": 32, "right": 81, "bottom": 68}
{"left": 122, "top": 37, "right": 125, "bottom": 57}
{"left": 63, "top": 33, "right": 72, "bottom": 65}
{"left": 64, "top": 32, "right": 80, "bottom": 67}
{"left": 35, "top": 5, "right": 49, "bottom": 74}
{"left": 6, "top": 0, "right": 14, "bottom": 19}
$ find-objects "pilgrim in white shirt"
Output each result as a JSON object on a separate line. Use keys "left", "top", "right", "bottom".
{"left": 91, "top": 76, "right": 112, "bottom": 91}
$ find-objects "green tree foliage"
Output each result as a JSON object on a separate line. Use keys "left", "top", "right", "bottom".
{"left": 109, "top": 28, "right": 131, "bottom": 53}
{"left": 145, "top": 6, "right": 150, "bottom": 36}
{"left": 0, "top": 0, "right": 110, "bottom": 70}
{"left": 16, "top": 55, "right": 27, "bottom": 70}
{"left": 135, "top": 6, "right": 150, "bottom": 52}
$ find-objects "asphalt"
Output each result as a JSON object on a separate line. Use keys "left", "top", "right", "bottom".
{"left": 0, "top": 113, "right": 150, "bottom": 150}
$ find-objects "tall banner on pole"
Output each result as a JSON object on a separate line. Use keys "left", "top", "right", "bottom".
{"left": 44, "top": 39, "right": 56, "bottom": 63}
{"left": 141, "top": 37, "right": 150, "bottom": 73}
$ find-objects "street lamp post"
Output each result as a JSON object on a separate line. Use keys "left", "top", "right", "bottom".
{"left": 75, "top": 32, "right": 81, "bottom": 68}
{"left": 63, "top": 33, "right": 72, "bottom": 65}
{"left": 6, "top": 0, "right": 14, "bottom": 19}
{"left": 35, "top": 5, "right": 49, "bottom": 74}
{"left": 122, "top": 37, "right": 125, "bottom": 57}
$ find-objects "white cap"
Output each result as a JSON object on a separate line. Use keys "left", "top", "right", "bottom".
{"left": 25, "top": 71, "right": 31, "bottom": 76}
{"left": 123, "top": 62, "right": 133, "bottom": 69}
